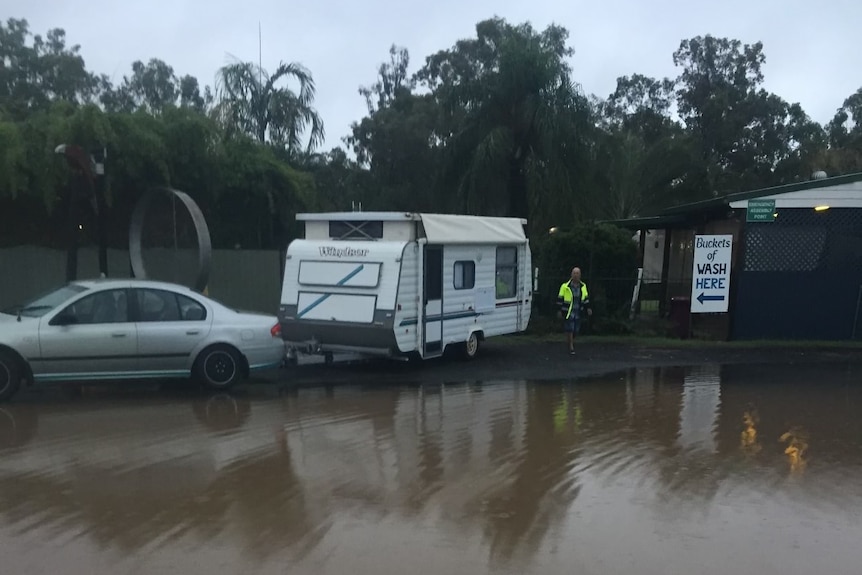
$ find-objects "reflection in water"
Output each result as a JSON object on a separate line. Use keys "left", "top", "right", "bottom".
{"left": 678, "top": 364, "right": 721, "bottom": 453}
{"left": 780, "top": 426, "right": 810, "bottom": 474}
{"left": 741, "top": 408, "right": 762, "bottom": 456}
{"left": 0, "top": 366, "right": 861, "bottom": 574}
{"left": 0, "top": 406, "right": 38, "bottom": 449}
{"left": 479, "top": 385, "right": 581, "bottom": 571}
{"left": 192, "top": 393, "right": 252, "bottom": 433}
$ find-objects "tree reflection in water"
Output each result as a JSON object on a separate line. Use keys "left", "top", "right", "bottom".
{"left": 741, "top": 407, "right": 761, "bottom": 457}
{"left": 0, "top": 365, "right": 861, "bottom": 570}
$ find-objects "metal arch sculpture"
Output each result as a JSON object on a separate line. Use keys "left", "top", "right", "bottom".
{"left": 129, "top": 187, "right": 212, "bottom": 293}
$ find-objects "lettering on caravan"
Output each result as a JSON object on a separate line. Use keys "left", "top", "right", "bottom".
{"left": 319, "top": 246, "right": 370, "bottom": 258}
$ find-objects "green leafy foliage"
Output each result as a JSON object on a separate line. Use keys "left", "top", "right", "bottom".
{"left": 0, "top": 18, "right": 321, "bottom": 252}
{"left": 537, "top": 224, "right": 639, "bottom": 321}
{"left": 1, "top": 16, "right": 862, "bottom": 277}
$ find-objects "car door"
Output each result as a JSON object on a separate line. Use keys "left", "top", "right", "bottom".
{"left": 132, "top": 288, "right": 213, "bottom": 377}
{"left": 37, "top": 287, "right": 138, "bottom": 380}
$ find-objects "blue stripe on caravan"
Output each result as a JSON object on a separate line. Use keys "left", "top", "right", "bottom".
{"left": 399, "top": 311, "right": 480, "bottom": 327}
{"left": 398, "top": 300, "right": 528, "bottom": 326}
{"left": 297, "top": 264, "right": 365, "bottom": 319}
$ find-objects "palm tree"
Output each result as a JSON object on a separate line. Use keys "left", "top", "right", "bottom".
{"left": 213, "top": 58, "right": 325, "bottom": 278}
{"left": 213, "top": 58, "right": 325, "bottom": 158}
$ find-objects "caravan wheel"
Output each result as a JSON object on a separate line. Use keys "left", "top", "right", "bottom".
{"left": 461, "top": 332, "right": 481, "bottom": 360}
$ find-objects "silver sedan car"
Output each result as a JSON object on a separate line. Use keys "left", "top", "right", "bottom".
{"left": 0, "top": 279, "right": 286, "bottom": 401}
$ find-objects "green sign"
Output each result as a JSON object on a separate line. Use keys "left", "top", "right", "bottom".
{"left": 746, "top": 199, "right": 776, "bottom": 222}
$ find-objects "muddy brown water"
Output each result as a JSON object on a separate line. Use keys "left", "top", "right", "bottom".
{"left": 1, "top": 363, "right": 861, "bottom": 574}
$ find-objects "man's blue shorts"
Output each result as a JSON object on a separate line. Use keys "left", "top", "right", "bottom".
{"left": 563, "top": 314, "right": 580, "bottom": 334}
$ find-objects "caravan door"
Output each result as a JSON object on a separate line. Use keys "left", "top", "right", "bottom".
{"left": 423, "top": 245, "right": 443, "bottom": 355}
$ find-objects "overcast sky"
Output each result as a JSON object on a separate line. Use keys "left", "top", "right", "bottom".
{"left": 6, "top": 0, "right": 861, "bottom": 150}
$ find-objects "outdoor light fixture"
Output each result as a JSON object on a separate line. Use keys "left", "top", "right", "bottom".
{"left": 549, "top": 227, "right": 559, "bottom": 234}
{"left": 814, "top": 205, "right": 830, "bottom": 212}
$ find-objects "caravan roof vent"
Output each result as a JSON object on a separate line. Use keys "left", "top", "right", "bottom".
{"left": 812, "top": 170, "right": 828, "bottom": 180}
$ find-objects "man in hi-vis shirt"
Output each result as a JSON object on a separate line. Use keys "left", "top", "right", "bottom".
{"left": 557, "top": 267, "right": 592, "bottom": 355}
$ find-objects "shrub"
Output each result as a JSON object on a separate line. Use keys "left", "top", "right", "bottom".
{"left": 534, "top": 222, "right": 639, "bottom": 331}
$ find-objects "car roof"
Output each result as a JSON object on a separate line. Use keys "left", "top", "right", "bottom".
{"left": 73, "top": 278, "right": 200, "bottom": 293}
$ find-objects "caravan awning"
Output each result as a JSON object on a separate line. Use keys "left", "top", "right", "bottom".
{"left": 419, "top": 213, "right": 527, "bottom": 244}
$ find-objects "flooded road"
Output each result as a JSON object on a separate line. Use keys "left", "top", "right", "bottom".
{"left": 1, "top": 363, "right": 861, "bottom": 574}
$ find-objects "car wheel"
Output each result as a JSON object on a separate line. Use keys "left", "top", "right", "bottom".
{"left": 194, "top": 345, "right": 243, "bottom": 390}
{"left": 461, "top": 332, "right": 480, "bottom": 360}
{"left": 0, "top": 351, "right": 22, "bottom": 403}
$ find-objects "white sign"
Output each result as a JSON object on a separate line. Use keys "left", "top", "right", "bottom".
{"left": 690, "top": 235, "right": 732, "bottom": 313}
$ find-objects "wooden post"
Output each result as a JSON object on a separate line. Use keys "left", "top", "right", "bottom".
{"left": 659, "top": 228, "right": 673, "bottom": 318}
{"left": 636, "top": 229, "right": 647, "bottom": 315}
{"left": 726, "top": 215, "right": 745, "bottom": 341}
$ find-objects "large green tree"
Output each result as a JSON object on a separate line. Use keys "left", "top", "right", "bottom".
{"left": 596, "top": 74, "right": 695, "bottom": 218}
{"left": 0, "top": 18, "right": 101, "bottom": 120}
{"left": 671, "top": 35, "right": 825, "bottom": 194}
{"left": 415, "top": 18, "right": 594, "bottom": 227}
{"left": 100, "top": 58, "right": 211, "bottom": 114}
{"left": 820, "top": 87, "right": 862, "bottom": 174}
{"left": 347, "top": 45, "right": 441, "bottom": 211}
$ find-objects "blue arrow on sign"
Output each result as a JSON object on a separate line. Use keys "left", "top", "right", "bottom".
{"left": 697, "top": 292, "right": 725, "bottom": 304}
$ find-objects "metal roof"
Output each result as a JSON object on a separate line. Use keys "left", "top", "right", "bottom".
{"left": 602, "top": 172, "right": 862, "bottom": 229}
{"left": 599, "top": 214, "right": 688, "bottom": 230}
{"left": 662, "top": 172, "right": 862, "bottom": 215}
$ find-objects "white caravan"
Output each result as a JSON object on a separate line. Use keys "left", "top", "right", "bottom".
{"left": 278, "top": 212, "right": 532, "bottom": 361}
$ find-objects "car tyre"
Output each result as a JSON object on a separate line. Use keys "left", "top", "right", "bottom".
{"left": 0, "top": 351, "right": 22, "bottom": 403}
{"left": 194, "top": 345, "right": 243, "bottom": 390}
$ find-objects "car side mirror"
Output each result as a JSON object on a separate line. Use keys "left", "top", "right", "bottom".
{"left": 51, "top": 312, "right": 78, "bottom": 326}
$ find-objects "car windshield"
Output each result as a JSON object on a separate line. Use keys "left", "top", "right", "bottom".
{"left": 3, "top": 284, "right": 90, "bottom": 318}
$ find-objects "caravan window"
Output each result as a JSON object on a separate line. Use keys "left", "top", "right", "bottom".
{"left": 454, "top": 261, "right": 475, "bottom": 290}
{"left": 495, "top": 247, "right": 518, "bottom": 299}
{"left": 329, "top": 220, "right": 384, "bottom": 240}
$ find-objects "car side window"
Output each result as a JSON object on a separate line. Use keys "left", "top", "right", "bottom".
{"left": 135, "top": 289, "right": 206, "bottom": 322}
{"left": 55, "top": 289, "right": 129, "bottom": 325}
{"left": 177, "top": 294, "right": 207, "bottom": 321}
